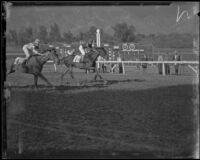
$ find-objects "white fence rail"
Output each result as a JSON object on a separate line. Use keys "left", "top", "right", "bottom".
{"left": 96, "top": 61, "right": 199, "bottom": 64}
{"left": 96, "top": 61, "right": 199, "bottom": 76}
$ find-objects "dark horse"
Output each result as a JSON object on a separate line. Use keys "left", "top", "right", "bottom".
{"left": 60, "top": 47, "right": 108, "bottom": 83}
{"left": 6, "top": 48, "right": 59, "bottom": 88}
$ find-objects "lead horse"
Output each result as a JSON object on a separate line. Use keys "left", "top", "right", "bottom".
{"left": 59, "top": 47, "right": 108, "bottom": 83}
{"left": 6, "top": 48, "right": 59, "bottom": 88}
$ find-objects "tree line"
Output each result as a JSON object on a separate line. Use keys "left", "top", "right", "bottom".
{"left": 6, "top": 22, "right": 194, "bottom": 49}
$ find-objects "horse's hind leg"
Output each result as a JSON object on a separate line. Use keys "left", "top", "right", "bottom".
{"left": 70, "top": 67, "right": 74, "bottom": 79}
{"left": 94, "top": 67, "right": 102, "bottom": 81}
{"left": 34, "top": 75, "right": 38, "bottom": 88}
{"left": 6, "top": 64, "right": 15, "bottom": 76}
{"left": 38, "top": 73, "right": 53, "bottom": 87}
{"left": 6, "top": 70, "right": 12, "bottom": 76}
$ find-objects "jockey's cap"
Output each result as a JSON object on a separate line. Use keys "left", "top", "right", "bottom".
{"left": 34, "top": 38, "right": 40, "bottom": 44}
{"left": 80, "top": 40, "right": 84, "bottom": 44}
{"left": 88, "top": 39, "right": 93, "bottom": 44}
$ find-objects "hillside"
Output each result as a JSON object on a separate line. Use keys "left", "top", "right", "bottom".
{"left": 6, "top": 4, "right": 199, "bottom": 35}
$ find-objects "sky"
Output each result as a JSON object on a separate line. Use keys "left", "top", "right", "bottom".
{"left": 5, "top": 2, "right": 199, "bottom": 35}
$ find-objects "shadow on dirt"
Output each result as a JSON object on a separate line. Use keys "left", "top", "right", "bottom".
{"left": 9, "top": 78, "right": 146, "bottom": 91}
{"left": 7, "top": 149, "right": 158, "bottom": 159}
{"left": 6, "top": 84, "right": 198, "bottom": 159}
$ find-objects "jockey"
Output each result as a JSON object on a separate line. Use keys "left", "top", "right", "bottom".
{"left": 22, "top": 39, "right": 43, "bottom": 65}
{"left": 87, "top": 39, "right": 93, "bottom": 49}
{"left": 87, "top": 39, "right": 98, "bottom": 54}
{"left": 79, "top": 40, "right": 86, "bottom": 61}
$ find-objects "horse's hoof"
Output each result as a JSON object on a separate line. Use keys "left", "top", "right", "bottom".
{"left": 103, "top": 80, "right": 108, "bottom": 84}
{"left": 51, "top": 86, "right": 56, "bottom": 89}
{"left": 51, "top": 84, "right": 55, "bottom": 88}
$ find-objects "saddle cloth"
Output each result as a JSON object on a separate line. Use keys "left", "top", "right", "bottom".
{"left": 73, "top": 55, "right": 82, "bottom": 62}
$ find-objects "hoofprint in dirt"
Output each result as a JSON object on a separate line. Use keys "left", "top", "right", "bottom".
{"left": 5, "top": 65, "right": 199, "bottom": 158}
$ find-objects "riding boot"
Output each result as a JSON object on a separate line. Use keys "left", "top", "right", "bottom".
{"left": 22, "top": 56, "right": 30, "bottom": 67}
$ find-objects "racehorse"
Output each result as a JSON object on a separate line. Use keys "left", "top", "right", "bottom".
{"left": 59, "top": 47, "right": 108, "bottom": 83}
{"left": 6, "top": 48, "right": 59, "bottom": 88}
{"left": 85, "top": 56, "right": 106, "bottom": 74}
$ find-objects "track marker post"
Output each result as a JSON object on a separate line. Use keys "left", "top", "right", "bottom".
{"left": 122, "top": 62, "right": 125, "bottom": 75}
{"left": 162, "top": 63, "right": 165, "bottom": 76}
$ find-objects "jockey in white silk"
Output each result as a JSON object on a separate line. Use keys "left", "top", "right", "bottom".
{"left": 14, "top": 39, "right": 43, "bottom": 65}
{"left": 73, "top": 41, "right": 86, "bottom": 62}
{"left": 79, "top": 41, "right": 86, "bottom": 61}
{"left": 23, "top": 39, "right": 42, "bottom": 60}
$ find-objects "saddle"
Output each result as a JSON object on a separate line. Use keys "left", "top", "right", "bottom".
{"left": 72, "top": 46, "right": 96, "bottom": 63}
{"left": 73, "top": 55, "right": 85, "bottom": 63}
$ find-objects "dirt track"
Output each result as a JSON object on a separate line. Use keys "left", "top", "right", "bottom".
{"left": 5, "top": 65, "right": 199, "bottom": 158}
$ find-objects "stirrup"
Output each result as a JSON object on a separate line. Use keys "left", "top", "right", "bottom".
{"left": 80, "top": 58, "right": 85, "bottom": 63}
{"left": 22, "top": 60, "right": 27, "bottom": 66}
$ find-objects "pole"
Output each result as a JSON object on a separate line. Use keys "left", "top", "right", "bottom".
{"left": 162, "top": 63, "right": 165, "bottom": 76}
{"left": 152, "top": 44, "right": 154, "bottom": 61}
{"left": 122, "top": 62, "right": 125, "bottom": 74}
{"left": 96, "top": 29, "right": 100, "bottom": 47}
{"left": 54, "top": 64, "right": 57, "bottom": 72}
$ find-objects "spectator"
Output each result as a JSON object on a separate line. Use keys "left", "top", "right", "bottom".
{"left": 142, "top": 55, "right": 148, "bottom": 72}
{"left": 164, "top": 53, "right": 170, "bottom": 75}
{"left": 172, "top": 50, "right": 181, "bottom": 75}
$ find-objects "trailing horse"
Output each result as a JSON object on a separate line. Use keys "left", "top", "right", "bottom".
{"left": 6, "top": 48, "right": 59, "bottom": 88}
{"left": 59, "top": 47, "right": 108, "bottom": 83}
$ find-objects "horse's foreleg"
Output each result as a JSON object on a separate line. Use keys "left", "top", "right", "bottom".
{"left": 70, "top": 67, "right": 74, "bottom": 79}
{"left": 60, "top": 67, "right": 70, "bottom": 84}
{"left": 34, "top": 75, "right": 38, "bottom": 88}
{"left": 38, "top": 73, "right": 53, "bottom": 87}
{"left": 98, "top": 71, "right": 103, "bottom": 80}
{"left": 94, "top": 67, "right": 103, "bottom": 81}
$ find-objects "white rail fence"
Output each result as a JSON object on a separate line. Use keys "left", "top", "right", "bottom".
{"left": 96, "top": 61, "right": 199, "bottom": 76}
{"left": 6, "top": 53, "right": 199, "bottom": 75}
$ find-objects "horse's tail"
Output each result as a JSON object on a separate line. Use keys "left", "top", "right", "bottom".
{"left": 6, "top": 58, "right": 16, "bottom": 75}
{"left": 14, "top": 57, "right": 20, "bottom": 65}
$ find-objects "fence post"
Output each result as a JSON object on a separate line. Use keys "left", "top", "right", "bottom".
{"left": 122, "top": 62, "right": 125, "bottom": 75}
{"left": 54, "top": 64, "right": 57, "bottom": 72}
{"left": 162, "top": 63, "right": 165, "bottom": 76}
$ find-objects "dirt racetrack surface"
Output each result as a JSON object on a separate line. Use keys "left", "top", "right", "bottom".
{"left": 5, "top": 64, "right": 199, "bottom": 158}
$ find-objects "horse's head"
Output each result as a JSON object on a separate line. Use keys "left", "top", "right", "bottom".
{"left": 46, "top": 48, "right": 60, "bottom": 65}
{"left": 95, "top": 47, "right": 108, "bottom": 60}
